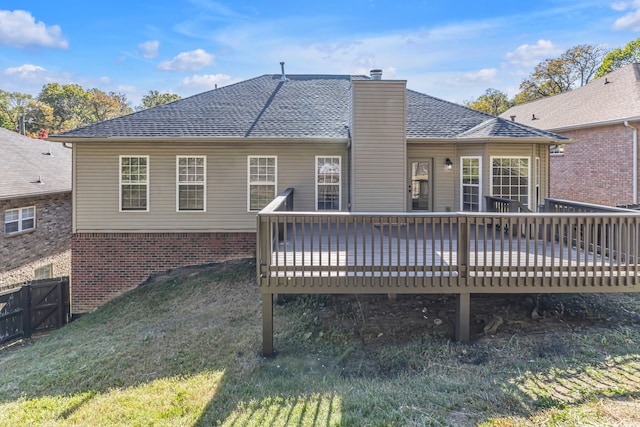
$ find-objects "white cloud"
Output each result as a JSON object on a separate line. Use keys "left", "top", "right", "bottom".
{"left": 445, "top": 68, "right": 498, "bottom": 87}
{"left": 0, "top": 10, "right": 68, "bottom": 49}
{"left": 179, "top": 73, "right": 238, "bottom": 92}
{"left": 504, "top": 39, "right": 561, "bottom": 67}
{"left": 139, "top": 40, "right": 160, "bottom": 59}
{"left": 4, "top": 64, "right": 47, "bottom": 79}
{"left": 612, "top": 2, "right": 631, "bottom": 11}
{"left": 613, "top": 6, "right": 640, "bottom": 31}
{"left": 157, "top": 49, "right": 215, "bottom": 72}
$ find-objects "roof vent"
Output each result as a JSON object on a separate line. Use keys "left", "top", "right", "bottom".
{"left": 280, "top": 61, "right": 287, "bottom": 82}
{"left": 34, "top": 175, "right": 43, "bottom": 184}
{"left": 605, "top": 78, "right": 610, "bottom": 84}
{"left": 370, "top": 69, "right": 383, "bottom": 80}
{"left": 532, "top": 114, "right": 537, "bottom": 120}
{"left": 510, "top": 115, "right": 516, "bottom": 121}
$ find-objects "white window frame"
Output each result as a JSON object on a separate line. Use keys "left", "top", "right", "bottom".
{"left": 247, "top": 156, "right": 277, "bottom": 212}
{"left": 459, "top": 156, "right": 482, "bottom": 212}
{"left": 490, "top": 156, "right": 531, "bottom": 208}
{"left": 176, "top": 156, "right": 207, "bottom": 212}
{"left": 550, "top": 144, "right": 565, "bottom": 156}
{"left": 119, "top": 155, "right": 150, "bottom": 212}
{"left": 4, "top": 206, "right": 36, "bottom": 235}
{"left": 315, "top": 155, "right": 342, "bottom": 211}
{"left": 34, "top": 264, "right": 53, "bottom": 280}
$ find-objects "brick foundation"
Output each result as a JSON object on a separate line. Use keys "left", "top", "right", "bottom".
{"left": 71, "top": 232, "right": 256, "bottom": 313}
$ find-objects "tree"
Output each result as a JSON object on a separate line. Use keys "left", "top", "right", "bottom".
{"left": 464, "top": 88, "right": 513, "bottom": 116}
{"left": 596, "top": 37, "right": 640, "bottom": 78}
{"left": 0, "top": 89, "right": 37, "bottom": 132}
{"left": 136, "top": 90, "right": 181, "bottom": 111}
{"left": 514, "top": 44, "right": 606, "bottom": 104}
{"left": 86, "top": 89, "right": 133, "bottom": 123}
{"left": 38, "top": 83, "right": 92, "bottom": 131}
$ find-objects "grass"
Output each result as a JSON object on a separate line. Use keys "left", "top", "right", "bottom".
{"left": 0, "top": 258, "right": 639, "bottom": 426}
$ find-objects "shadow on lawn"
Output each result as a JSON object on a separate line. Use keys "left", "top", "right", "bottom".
{"left": 1, "top": 260, "right": 639, "bottom": 426}
{"left": 191, "top": 295, "right": 640, "bottom": 426}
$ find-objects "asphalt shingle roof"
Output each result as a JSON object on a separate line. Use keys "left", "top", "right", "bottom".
{"left": 55, "top": 74, "right": 564, "bottom": 141}
{"left": 500, "top": 63, "right": 640, "bottom": 131}
{"left": 0, "top": 128, "right": 72, "bottom": 200}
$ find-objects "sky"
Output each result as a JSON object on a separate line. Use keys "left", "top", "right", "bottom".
{"left": 2, "top": 0, "right": 640, "bottom": 106}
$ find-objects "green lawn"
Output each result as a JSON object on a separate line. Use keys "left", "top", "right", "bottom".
{"left": 0, "top": 259, "right": 639, "bottom": 426}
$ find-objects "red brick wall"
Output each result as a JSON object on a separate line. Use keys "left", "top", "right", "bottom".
{"left": 551, "top": 124, "right": 636, "bottom": 206}
{"left": 71, "top": 232, "right": 255, "bottom": 313}
{"left": 0, "top": 192, "right": 72, "bottom": 288}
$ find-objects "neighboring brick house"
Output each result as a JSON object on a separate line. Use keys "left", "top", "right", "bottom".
{"left": 50, "top": 69, "right": 565, "bottom": 314}
{"left": 501, "top": 63, "right": 640, "bottom": 207}
{"left": 0, "top": 128, "right": 72, "bottom": 290}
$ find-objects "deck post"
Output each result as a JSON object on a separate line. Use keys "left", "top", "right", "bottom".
{"left": 455, "top": 293, "right": 471, "bottom": 342}
{"left": 262, "top": 293, "right": 274, "bottom": 356}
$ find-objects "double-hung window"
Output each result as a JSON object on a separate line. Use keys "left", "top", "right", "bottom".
{"left": 4, "top": 206, "right": 35, "bottom": 234}
{"left": 177, "top": 156, "right": 206, "bottom": 211}
{"left": 316, "top": 156, "right": 341, "bottom": 211}
{"left": 120, "top": 156, "right": 149, "bottom": 211}
{"left": 460, "top": 157, "right": 481, "bottom": 212}
{"left": 491, "top": 157, "right": 530, "bottom": 208}
{"left": 248, "top": 156, "right": 277, "bottom": 211}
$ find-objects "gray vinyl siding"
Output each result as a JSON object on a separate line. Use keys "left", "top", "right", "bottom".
{"left": 406, "top": 144, "right": 457, "bottom": 212}
{"left": 351, "top": 80, "right": 407, "bottom": 212}
{"left": 406, "top": 142, "right": 550, "bottom": 212}
{"left": 74, "top": 142, "right": 347, "bottom": 232}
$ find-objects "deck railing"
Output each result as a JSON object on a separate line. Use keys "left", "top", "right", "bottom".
{"left": 257, "top": 190, "right": 640, "bottom": 354}
{"left": 542, "top": 198, "right": 638, "bottom": 213}
{"left": 485, "top": 196, "right": 532, "bottom": 213}
{"left": 258, "top": 191, "right": 640, "bottom": 293}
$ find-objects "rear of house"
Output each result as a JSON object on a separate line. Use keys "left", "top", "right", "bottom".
{"left": 50, "top": 69, "right": 565, "bottom": 315}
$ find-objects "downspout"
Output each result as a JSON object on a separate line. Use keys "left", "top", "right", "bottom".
{"left": 624, "top": 121, "right": 638, "bottom": 204}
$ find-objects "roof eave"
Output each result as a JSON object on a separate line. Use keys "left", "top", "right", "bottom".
{"left": 407, "top": 137, "right": 571, "bottom": 144}
{"left": 0, "top": 189, "right": 71, "bottom": 201}
{"left": 546, "top": 116, "right": 640, "bottom": 133}
{"left": 47, "top": 136, "right": 351, "bottom": 144}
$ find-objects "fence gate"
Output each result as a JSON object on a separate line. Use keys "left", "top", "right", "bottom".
{"left": 0, "top": 277, "right": 70, "bottom": 346}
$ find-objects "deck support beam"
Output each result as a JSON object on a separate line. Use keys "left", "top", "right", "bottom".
{"left": 455, "top": 293, "right": 471, "bottom": 342}
{"left": 262, "top": 293, "right": 274, "bottom": 356}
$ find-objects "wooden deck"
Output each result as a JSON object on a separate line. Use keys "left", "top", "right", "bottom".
{"left": 256, "top": 189, "right": 640, "bottom": 355}
{"left": 261, "top": 217, "right": 639, "bottom": 290}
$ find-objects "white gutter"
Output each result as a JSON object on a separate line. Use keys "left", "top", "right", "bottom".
{"left": 624, "top": 121, "right": 638, "bottom": 204}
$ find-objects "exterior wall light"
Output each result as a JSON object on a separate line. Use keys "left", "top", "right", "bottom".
{"left": 445, "top": 158, "right": 453, "bottom": 170}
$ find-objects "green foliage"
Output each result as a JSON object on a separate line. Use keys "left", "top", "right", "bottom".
{"left": 596, "top": 37, "right": 640, "bottom": 78}
{"left": 136, "top": 90, "right": 181, "bottom": 111}
{"left": 465, "top": 88, "right": 513, "bottom": 116}
{"left": 514, "top": 44, "right": 606, "bottom": 104}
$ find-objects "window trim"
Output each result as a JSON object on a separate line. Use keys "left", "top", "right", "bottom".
{"left": 315, "top": 155, "right": 342, "bottom": 211}
{"left": 4, "top": 206, "right": 36, "bottom": 235}
{"left": 34, "top": 264, "right": 53, "bottom": 280}
{"left": 119, "top": 155, "right": 150, "bottom": 213}
{"left": 247, "top": 155, "right": 277, "bottom": 212}
{"left": 489, "top": 156, "right": 531, "bottom": 208}
{"left": 459, "top": 156, "right": 482, "bottom": 212}
{"left": 176, "top": 155, "right": 207, "bottom": 212}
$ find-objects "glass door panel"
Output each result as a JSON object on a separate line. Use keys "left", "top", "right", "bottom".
{"left": 410, "top": 160, "right": 432, "bottom": 211}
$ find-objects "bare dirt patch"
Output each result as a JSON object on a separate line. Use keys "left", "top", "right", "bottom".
{"left": 300, "top": 292, "right": 640, "bottom": 348}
